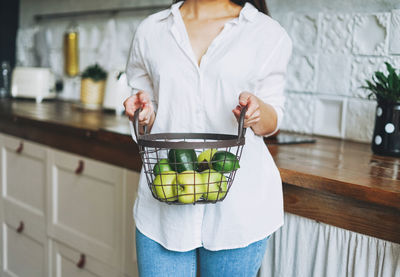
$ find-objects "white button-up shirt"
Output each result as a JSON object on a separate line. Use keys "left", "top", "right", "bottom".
{"left": 126, "top": 1, "right": 292, "bottom": 251}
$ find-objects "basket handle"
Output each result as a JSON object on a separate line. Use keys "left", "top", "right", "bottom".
{"left": 129, "top": 106, "right": 247, "bottom": 142}
{"left": 129, "top": 108, "right": 148, "bottom": 142}
{"left": 237, "top": 105, "right": 247, "bottom": 142}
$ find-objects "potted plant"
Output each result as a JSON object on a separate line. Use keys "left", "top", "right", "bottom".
{"left": 80, "top": 64, "right": 107, "bottom": 107}
{"left": 363, "top": 62, "right": 400, "bottom": 157}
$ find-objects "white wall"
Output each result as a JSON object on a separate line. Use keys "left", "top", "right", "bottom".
{"left": 17, "top": 0, "right": 400, "bottom": 142}
{"left": 267, "top": 0, "right": 400, "bottom": 142}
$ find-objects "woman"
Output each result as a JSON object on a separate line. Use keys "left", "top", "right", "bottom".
{"left": 123, "top": 0, "right": 292, "bottom": 276}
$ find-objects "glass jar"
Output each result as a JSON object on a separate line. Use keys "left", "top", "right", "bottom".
{"left": 0, "top": 61, "right": 11, "bottom": 98}
{"left": 64, "top": 22, "right": 79, "bottom": 77}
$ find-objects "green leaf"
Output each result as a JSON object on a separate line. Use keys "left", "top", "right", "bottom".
{"left": 374, "top": 72, "right": 388, "bottom": 88}
{"left": 385, "top": 62, "right": 396, "bottom": 75}
{"left": 362, "top": 62, "right": 400, "bottom": 103}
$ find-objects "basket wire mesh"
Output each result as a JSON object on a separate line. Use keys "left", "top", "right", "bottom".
{"left": 129, "top": 107, "right": 247, "bottom": 205}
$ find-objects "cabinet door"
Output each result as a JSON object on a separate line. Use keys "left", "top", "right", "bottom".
{"left": 122, "top": 170, "right": 140, "bottom": 277}
{"left": 51, "top": 239, "right": 118, "bottom": 277}
{"left": 2, "top": 220, "right": 47, "bottom": 277}
{"left": 48, "top": 150, "right": 124, "bottom": 268}
{"left": 1, "top": 134, "right": 46, "bottom": 223}
{"left": 1, "top": 134, "right": 48, "bottom": 276}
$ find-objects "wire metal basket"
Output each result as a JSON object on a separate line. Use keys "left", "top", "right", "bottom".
{"left": 129, "top": 107, "right": 247, "bottom": 205}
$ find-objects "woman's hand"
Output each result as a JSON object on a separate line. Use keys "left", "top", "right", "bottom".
{"left": 232, "top": 91, "right": 278, "bottom": 136}
{"left": 232, "top": 92, "right": 261, "bottom": 128}
{"left": 123, "top": 91, "right": 155, "bottom": 129}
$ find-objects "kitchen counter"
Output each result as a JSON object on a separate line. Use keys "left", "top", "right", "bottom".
{"left": 0, "top": 98, "right": 399, "bottom": 243}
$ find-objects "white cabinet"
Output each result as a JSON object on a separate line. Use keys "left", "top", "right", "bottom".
{"left": 2, "top": 222, "right": 47, "bottom": 277}
{"left": 0, "top": 134, "right": 48, "bottom": 277}
{"left": 51, "top": 240, "right": 118, "bottom": 277}
{"left": 122, "top": 170, "right": 140, "bottom": 277}
{"left": 47, "top": 150, "right": 124, "bottom": 269}
{"left": 1, "top": 134, "right": 46, "bottom": 225}
{"left": 0, "top": 133, "right": 140, "bottom": 277}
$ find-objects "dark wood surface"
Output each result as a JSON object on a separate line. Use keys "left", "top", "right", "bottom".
{"left": 0, "top": 99, "right": 399, "bottom": 243}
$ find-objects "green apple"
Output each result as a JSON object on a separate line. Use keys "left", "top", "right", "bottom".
{"left": 153, "top": 171, "right": 178, "bottom": 202}
{"left": 197, "top": 149, "right": 218, "bottom": 171}
{"left": 177, "top": 170, "right": 206, "bottom": 204}
{"left": 153, "top": 158, "right": 173, "bottom": 176}
{"left": 201, "top": 169, "right": 228, "bottom": 201}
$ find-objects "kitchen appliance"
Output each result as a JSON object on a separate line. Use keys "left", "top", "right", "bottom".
{"left": 11, "top": 67, "right": 56, "bottom": 103}
{"left": 103, "top": 70, "right": 131, "bottom": 115}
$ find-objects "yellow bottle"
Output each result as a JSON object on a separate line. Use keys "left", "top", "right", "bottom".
{"left": 64, "top": 23, "right": 79, "bottom": 77}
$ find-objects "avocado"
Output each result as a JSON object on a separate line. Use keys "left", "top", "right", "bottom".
{"left": 168, "top": 149, "right": 198, "bottom": 173}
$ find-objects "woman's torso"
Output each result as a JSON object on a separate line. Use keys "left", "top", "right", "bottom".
{"left": 128, "top": 1, "right": 290, "bottom": 251}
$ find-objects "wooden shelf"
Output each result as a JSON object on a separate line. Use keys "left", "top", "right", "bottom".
{"left": 34, "top": 4, "right": 169, "bottom": 21}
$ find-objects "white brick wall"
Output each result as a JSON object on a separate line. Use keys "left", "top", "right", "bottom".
{"left": 277, "top": 9, "right": 400, "bottom": 142}
{"left": 16, "top": 2, "right": 400, "bottom": 142}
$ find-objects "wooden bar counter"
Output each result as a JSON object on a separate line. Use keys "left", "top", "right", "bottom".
{"left": 0, "top": 99, "right": 399, "bottom": 244}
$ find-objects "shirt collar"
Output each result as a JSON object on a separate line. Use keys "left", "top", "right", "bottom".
{"left": 158, "top": 1, "right": 258, "bottom": 23}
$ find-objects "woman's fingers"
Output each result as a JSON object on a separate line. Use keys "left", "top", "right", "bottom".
{"left": 232, "top": 105, "right": 242, "bottom": 119}
{"left": 123, "top": 91, "right": 154, "bottom": 126}
{"left": 123, "top": 96, "right": 137, "bottom": 118}
{"left": 234, "top": 92, "right": 261, "bottom": 128}
{"left": 138, "top": 105, "right": 153, "bottom": 125}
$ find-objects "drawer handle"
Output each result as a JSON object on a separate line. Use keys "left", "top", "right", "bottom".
{"left": 75, "top": 160, "right": 84, "bottom": 175}
{"left": 77, "top": 254, "right": 86, "bottom": 268}
{"left": 16, "top": 221, "right": 24, "bottom": 233}
{"left": 16, "top": 142, "right": 23, "bottom": 154}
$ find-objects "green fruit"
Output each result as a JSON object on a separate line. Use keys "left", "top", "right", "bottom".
{"left": 176, "top": 170, "right": 205, "bottom": 204}
{"left": 201, "top": 169, "right": 228, "bottom": 201}
{"left": 168, "top": 149, "right": 198, "bottom": 173}
{"left": 211, "top": 151, "right": 240, "bottom": 173}
{"left": 153, "top": 171, "right": 178, "bottom": 202}
{"left": 153, "top": 158, "right": 173, "bottom": 176}
{"left": 197, "top": 149, "right": 218, "bottom": 171}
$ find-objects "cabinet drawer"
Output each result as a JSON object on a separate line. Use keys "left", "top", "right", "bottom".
{"left": 1, "top": 134, "right": 46, "bottom": 217}
{"left": 122, "top": 170, "right": 139, "bottom": 277}
{"left": 51, "top": 239, "right": 118, "bottom": 277}
{"left": 48, "top": 150, "right": 124, "bottom": 267}
{"left": 2, "top": 222, "right": 47, "bottom": 277}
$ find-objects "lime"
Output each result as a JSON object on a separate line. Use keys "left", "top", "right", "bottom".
{"left": 211, "top": 151, "right": 240, "bottom": 173}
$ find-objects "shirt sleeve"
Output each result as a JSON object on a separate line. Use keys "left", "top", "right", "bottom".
{"left": 125, "top": 24, "right": 158, "bottom": 111}
{"left": 254, "top": 32, "right": 293, "bottom": 137}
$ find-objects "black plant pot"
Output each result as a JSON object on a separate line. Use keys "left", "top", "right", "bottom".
{"left": 371, "top": 100, "right": 400, "bottom": 157}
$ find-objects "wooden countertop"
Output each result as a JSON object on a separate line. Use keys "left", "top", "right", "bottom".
{"left": 0, "top": 99, "right": 399, "bottom": 243}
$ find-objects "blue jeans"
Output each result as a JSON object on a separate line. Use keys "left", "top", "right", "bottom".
{"left": 135, "top": 228, "right": 269, "bottom": 277}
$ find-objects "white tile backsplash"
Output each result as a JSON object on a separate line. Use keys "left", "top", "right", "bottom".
{"left": 281, "top": 92, "right": 315, "bottom": 133}
{"left": 49, "top": 50, "right": 64, "bottom": 77}
{"left": 350, "top": 56, "right": 392, "bottom": 98}
{"left": 289, "top": 14, "right": 320, "bottom": 53}
{"left": 352, "top": 13, "right": 389, "bottom": 56}
{"left": 313, "top": 96, "right": 347, "bottom": 138}
{"left": 320, "top": 14, "right": 353, "bottom": 54}
{"left": 286, "top": 54, "right": 318, "bottom": 92}
{"left": 389, "top": 10, "right": 400, "bottom": 54}
{"left": 345, "top": 98, "right": 376, "bottom": 142}
{"left": 317, "top": 54, "right": 351, "bottom": 96}
{"left": 79, "top": 49, "right": 97, "bottom": 72}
